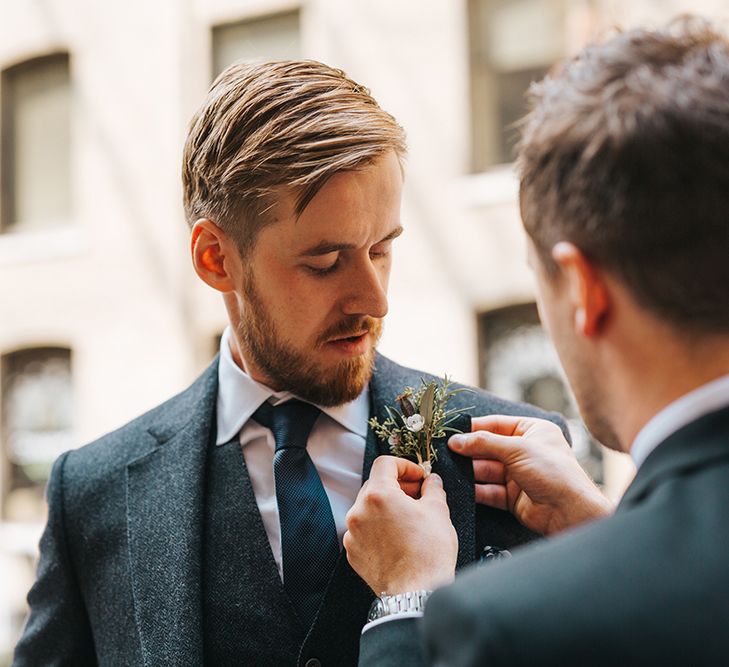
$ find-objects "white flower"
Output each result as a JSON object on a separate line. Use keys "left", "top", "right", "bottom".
{"left": 406, "top": 414, "right": 425, "bottom": 432}
{"left": 388, "top": 434, "right": 400, "bottom": 447}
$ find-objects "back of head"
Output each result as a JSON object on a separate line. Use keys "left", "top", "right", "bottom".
{"left": 182, "top": 60, "right": 406, "bottom": 254}
{"left": 518, "top": 16, "right": 729, "bottom": 335}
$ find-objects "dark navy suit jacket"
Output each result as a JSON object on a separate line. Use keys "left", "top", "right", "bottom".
{"left": 360, "top": 406, "right": 729, "bottom": 666}
{"left": 13, "top": 354, "right": 567, "bottom": 666}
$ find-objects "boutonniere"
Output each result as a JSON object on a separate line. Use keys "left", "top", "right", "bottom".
{"left": 369, "top": 376, "right": 473, "bottom": 475}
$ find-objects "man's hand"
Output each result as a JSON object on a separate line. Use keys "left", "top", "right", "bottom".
{"left": 344, "top": 456, "right": 458, "bottom": 594}
{"left": 449, "top": 415, "right": 614, "bottom": 536}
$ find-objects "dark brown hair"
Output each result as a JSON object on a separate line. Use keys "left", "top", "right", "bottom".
{"left": 182, "top": 60, "right": 406, "bottom": 253}
{"left": 517, "top": 16, "right": 729, "bottom": 333}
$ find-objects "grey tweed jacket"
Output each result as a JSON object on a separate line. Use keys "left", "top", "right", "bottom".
{"left": 13, "top": 353, "right": 567, "bottom": 667}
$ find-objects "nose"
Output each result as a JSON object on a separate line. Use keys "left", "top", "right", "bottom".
{"left": 341, "top": 259, "right": 389, "bottom": 319}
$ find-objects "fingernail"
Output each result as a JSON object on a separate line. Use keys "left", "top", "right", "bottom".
{"left": 429, "top": 473, "right": 443, "bottom": 486}
{"left": 449, "top": 435, "right": 463, "bottom": 449}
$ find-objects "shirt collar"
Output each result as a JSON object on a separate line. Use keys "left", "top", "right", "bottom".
{"left": 630, "top": 373, "right": 729, "bottom": 468}
{"left": 215, "top": 327, "right": 370, "bottom": 445}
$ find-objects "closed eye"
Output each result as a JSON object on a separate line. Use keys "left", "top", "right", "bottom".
{"left": 369, "top": 243, "right": 393, "bottom": 260}
{"left": 305, "top": 258, "right": 341, "bottom": 276}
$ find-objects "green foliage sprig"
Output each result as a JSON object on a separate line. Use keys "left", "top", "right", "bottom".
{"left": 369, "top": 376, "right": 473, "bottom": 475}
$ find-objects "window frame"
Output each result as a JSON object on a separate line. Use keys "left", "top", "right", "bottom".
{"left": 0, "top": 52, "right": 72, "bottom": 234}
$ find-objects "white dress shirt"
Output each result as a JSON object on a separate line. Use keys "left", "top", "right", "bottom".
{"left": 215, "top": 327, "right": 368, "bottom": 582}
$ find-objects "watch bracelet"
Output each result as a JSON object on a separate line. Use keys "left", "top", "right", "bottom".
{"left": 381, "top": 589, "right": 432, "bottom": 616}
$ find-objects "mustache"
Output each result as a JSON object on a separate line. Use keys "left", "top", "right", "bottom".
{"left": 318, "top": 316, "right": 381, "bottom": 344}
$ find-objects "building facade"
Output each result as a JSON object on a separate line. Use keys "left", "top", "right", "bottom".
{"left": 0, "top": 0, "right": 726, "bottom": 659}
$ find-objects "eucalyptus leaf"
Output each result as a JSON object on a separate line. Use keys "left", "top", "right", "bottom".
{"left": 420, "top": 382, "right": 436, "bottom": 424}
{"left": 384, "top": 404, "right": 403, "bottom": 426}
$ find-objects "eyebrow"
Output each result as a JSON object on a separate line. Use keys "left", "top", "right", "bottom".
{"left": 299, "top": 225, "right": 404, "bottom": 257}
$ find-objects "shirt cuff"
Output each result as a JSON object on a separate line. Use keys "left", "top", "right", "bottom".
{"left": 361, "top": 611, "right": 424, "bottom": 634}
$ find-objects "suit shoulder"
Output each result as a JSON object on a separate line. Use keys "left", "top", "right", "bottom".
{"left": 374, "top": 354, "right": 567, "bottom": 433}
{"left": 62, "top": 359, "right": 218, "bottom": 481}
{"left": 428, "top": 496, "right": 729, "bottom": 664}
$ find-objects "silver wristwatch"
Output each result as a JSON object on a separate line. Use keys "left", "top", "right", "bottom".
{"left": 367, "top": 590, "right": 432, "bottom": 622}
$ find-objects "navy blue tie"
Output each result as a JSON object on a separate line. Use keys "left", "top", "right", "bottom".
{"left": 252, "top": 400, "right": 340, "bottom": 627}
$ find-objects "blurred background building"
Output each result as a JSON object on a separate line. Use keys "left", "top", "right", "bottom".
{"left": 0, "top": 0, "right": 726, "bottom": 659}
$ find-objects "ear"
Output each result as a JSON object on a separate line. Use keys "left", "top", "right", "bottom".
{"left": 190, "top": 218, "right": 238, "bottom": 292}
{"left": 551, "top": 242, "right": 610, "bottom": 337}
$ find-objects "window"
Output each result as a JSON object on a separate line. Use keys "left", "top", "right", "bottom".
{"left": 468, "top": 0, "right": 564, "bottom": 170}
{"left": 1, "top": 348, "right": 73, "bottom": 522}
{"left": 212, "top": 10, "right": 302, "bottom": 79}
{"left": 1, "top": 54, "right": 72, "bottom": 233}
{"left": 478, "top": 304, "right": 603, "bottom": 482}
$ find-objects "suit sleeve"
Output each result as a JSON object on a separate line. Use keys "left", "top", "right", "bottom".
{"left": 13, "top": 451, "right": 97, "bottom": 666}
{"left": 359, "top": 578, "right": 516, "bottom": 667}
{"left": 359, "top": 617, "right": 427, "bottom": 667}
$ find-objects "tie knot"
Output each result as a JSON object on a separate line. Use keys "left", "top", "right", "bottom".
{"left": 252, "top": 399, "right": 321, "bottom": 452}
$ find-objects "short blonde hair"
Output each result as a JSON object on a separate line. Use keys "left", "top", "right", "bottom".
{"left": 182, "top": 60, "right": 407, "bottom": 252}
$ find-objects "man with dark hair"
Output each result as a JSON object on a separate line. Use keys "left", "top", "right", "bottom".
{"left": 345, "top": 18, "right": 729, "bottom": 666}
{"left": 14, "top": 61, "right": 565, "bottom": 666}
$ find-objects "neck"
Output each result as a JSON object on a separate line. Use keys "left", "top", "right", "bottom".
{"left": 223, "top": 295, "right": 280, "bottom": 388}
{"left": 226, "top": 330, "right": 282, "bottom": 389}
{"left": 606, "top": 329, "right": 729, "bottom": 453}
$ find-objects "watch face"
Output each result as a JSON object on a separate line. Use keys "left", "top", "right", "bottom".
{"left": 368, "top": 598, "right": 386, "bottom": 622}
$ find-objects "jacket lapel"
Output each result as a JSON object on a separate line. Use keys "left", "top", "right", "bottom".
{"left": 433, "top": 413, "right": 476, "bottom": 568}
{"left": 367, "top": 354, "right": 476, "bottom": 567}
{"left": 125, "top": 360, "right": 218, "bottom": 667}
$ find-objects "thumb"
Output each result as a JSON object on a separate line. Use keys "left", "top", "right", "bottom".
{"left": 369, "top": 455, "right": 425, "bottom": 486}
{"left": 421, "top": 473, "right": 446, "bottom": 501}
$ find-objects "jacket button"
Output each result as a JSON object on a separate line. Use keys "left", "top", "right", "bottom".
{"left": 305, "top": 660, "right": 322, "bottom": 667}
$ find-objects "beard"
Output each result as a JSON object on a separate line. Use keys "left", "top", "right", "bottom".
{"left": 576, "top": 388, "right": 621, "bottom": 451}
{"left": 235, "top": 271, "right": 382, "bottom": 407}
